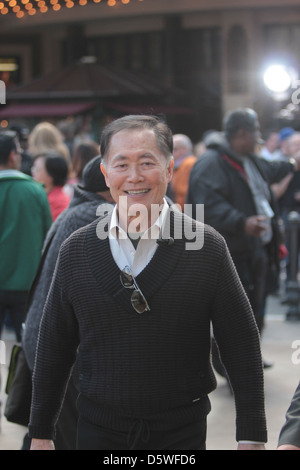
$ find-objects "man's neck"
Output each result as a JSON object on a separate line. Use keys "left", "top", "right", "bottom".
{"left": 117, "top": 200, "right": 166, "bottom": 236}
{"left": 0, "top": 164, "right": 14, "bottom": 171}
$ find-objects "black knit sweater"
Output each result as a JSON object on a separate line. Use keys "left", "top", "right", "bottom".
{"left": 29, "top": 210, "right": 267, "bottom": 443}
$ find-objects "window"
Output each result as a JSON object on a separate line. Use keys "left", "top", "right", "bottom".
{"left": 0, "top": 57, "right": 21, "bottom": 88}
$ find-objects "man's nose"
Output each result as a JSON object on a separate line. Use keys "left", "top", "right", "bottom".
{"left": 128, "top": 165, "right": 143, "bottom": 182}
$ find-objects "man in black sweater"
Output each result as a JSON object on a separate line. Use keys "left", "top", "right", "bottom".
{"left": 29, "top": 115, "right": 267, "bottom": 450}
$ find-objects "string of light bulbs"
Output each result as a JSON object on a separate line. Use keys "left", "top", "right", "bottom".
{"left": 0, "top": 0, "right": 143, "bottom": 18}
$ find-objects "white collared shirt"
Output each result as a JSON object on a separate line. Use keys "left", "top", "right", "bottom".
{"left": 108, "top": 198, "right": 169, "bottom": 276}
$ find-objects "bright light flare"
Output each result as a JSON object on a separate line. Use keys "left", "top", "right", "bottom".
{"left": 263, "top": 65, "right": 292, "bottom": 93}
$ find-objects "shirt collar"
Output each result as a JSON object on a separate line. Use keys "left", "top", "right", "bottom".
{"left": 109, "top": 198, "right": 169, "bottom": 241}
{"left": 0, "top": 169, "right": 24, "bottom": 177}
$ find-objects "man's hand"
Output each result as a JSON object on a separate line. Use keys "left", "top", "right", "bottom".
{"left": 291, "top": 152, "right": 300, "bottom": 171}
{"left": 237, "top": 443, "right": 266, "bottom": 450}
{"left": 277, "top": 444, "right": 300, "bottom": 450}
{"left": 245, "top": 215, "right": 268, "bottom": 237}
{"left": 30, "top": 439, "right": 55, "bottom": 450}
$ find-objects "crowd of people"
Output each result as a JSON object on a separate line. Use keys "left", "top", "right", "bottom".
{"left": 0, "top": 110, "right": 299, "bottom": 450}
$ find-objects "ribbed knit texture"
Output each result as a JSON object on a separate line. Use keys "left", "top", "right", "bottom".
{"left": 29, "top": 210, "right": 267, "bottom": 443}
{"left": 23, "top": 185, "right": 113, "bottom": 371}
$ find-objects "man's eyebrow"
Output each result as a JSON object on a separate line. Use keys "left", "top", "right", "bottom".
{"left": 111, "top": 153, "right": 156, "bottom": 163}
{"left": 111, "top": 155, "right": 127, "bottom": 162}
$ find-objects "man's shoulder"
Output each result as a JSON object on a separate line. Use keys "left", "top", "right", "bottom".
{"left": 172, "top": 208, "right": 227, "bottom": 250}
{"left": 0, "top": 171, "right": 48, "bottom": 200}
{"left": 61, "top": 211, "right": 111, "bottom": 249}
{"left": 190, "top": 149, "right": 222, "bottom": 173}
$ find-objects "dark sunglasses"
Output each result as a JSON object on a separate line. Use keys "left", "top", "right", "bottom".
{"left": 120, "top": 266, "right": 150, "bottom": 314}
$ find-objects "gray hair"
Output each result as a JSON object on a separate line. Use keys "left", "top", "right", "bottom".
{"left": 100, "top": 115, "right": 173, "bottom": 166}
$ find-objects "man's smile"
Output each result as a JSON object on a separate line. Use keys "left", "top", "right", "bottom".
{"left": 124, "top": 189, "right": 151, "bottom": 195}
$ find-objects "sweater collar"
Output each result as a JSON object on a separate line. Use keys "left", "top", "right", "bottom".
{"left": 86, "top": 208, "right": 186, "bottom": 315}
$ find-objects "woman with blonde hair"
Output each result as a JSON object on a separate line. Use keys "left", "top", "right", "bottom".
{"left": 28, "top": 122, "right": 71, "bottom": 163}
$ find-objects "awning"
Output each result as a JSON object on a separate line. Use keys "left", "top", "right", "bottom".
{"left": 6, "top": 62, "right": 184, "bottom": 100}
{"left": 0, "top": 101, "right": 97, "bottom": 118}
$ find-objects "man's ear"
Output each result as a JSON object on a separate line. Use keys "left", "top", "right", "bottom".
{"left": 100, "top": 162, "right": 110, "bottom": 188}
{"left": 8, "top": 150, "right": 20, "bottom": 170}
{"left": 167, "top": 157, "right": 174, "bottom": 182}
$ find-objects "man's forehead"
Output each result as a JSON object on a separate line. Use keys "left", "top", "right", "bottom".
{"left": 111, "top": 127, "right": 156, "bottom": 141}
{"left": 108, "top": 128, "right": 159, "bottom": 153}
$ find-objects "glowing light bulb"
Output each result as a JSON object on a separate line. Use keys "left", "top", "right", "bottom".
{"left": 263, "top": 65, "right": 292, "bottom": 93}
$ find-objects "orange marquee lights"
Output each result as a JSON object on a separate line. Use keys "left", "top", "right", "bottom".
{"left": 2, "top": 0, "right": 143, "bottom": 17}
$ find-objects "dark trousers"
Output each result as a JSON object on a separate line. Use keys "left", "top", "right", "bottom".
{"left": 0, "top": 290, "right": 28, "bottom": 342}
{"left": 77, "top": 415, "right": 207, "bottom": 450}
{"left": 233, "top": 249, "right": 268, "bottom": 333}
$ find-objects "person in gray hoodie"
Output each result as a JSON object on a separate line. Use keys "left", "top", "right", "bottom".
{"left": 22, "top": 155, "right": 114, "bottom": 449}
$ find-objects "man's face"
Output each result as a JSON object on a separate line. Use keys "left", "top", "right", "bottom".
{"left": 234, "top": 121, "right": 261, "bottom": 155}
{"left": 31, "top": 156, "right": 53, "bottom": 190}
{"left": 288, "top": 134, "right": 300, "bottom": 157}
{"left": 172, "top": 136, "right": 188, "bottom": 162}
{"left": 101, "top": 128, "right": 173, "bottom": 228}
{"left": 267, "top": 132, "right": 279, "bottom": 153}
{"left": 240, "top": 120, "right": 261, "bottom": 155}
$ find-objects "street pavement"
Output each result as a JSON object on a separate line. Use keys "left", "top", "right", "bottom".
{"left": 0, "top": 294, "right": 299, "bottom": 451}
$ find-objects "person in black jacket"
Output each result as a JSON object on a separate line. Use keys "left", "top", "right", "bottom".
{"left": 277, "top": 380, "right": 300, "bottom": 450}
{"left": 187, "top": 108, "right": 300, "bottom": 333}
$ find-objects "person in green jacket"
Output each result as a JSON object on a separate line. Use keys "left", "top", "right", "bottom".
{"left": 0, "top": 130, "right": 52, "bottom": 342}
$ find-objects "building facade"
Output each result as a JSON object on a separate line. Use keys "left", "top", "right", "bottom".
{"left": 1, "top": 0, "right": 300, "bottom": 140}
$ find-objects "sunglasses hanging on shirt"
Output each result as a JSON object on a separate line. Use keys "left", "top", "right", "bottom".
{"left": 120, "top": 265, "right": 150, "bottom": 313}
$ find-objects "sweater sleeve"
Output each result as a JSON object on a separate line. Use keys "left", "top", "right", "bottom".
{"left": 210, "top": 239, "right": 267, "bottom": 443}
{"left": 28, "top": 243, "right": 80, "bottom": 440}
